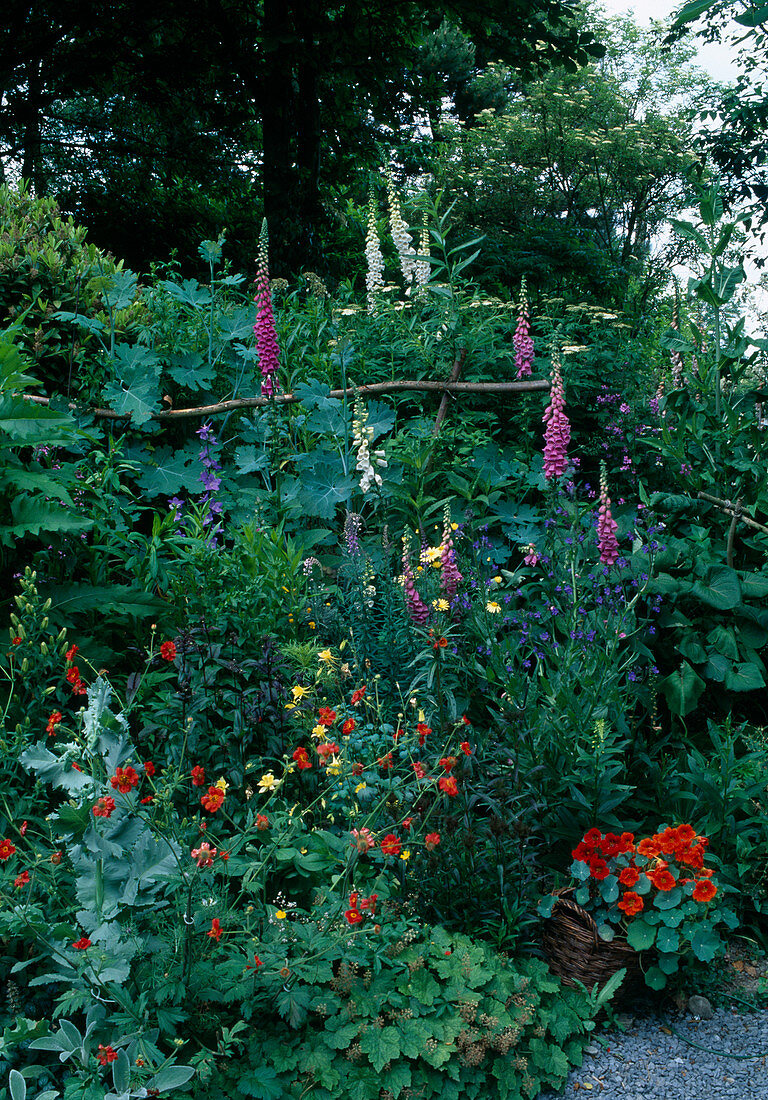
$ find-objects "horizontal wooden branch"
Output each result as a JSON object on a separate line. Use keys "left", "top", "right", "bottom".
{"left": 22, "top": 377, "right": 550, "bottom": 422}
{"left": 697, "top": 491, "right": 768, "bottom": 535}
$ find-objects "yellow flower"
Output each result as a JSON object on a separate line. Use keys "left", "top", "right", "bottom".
{"left": 291, "top": 685, "right": 311, "bottom": 702}
{"left": 309, "top": 621, "right": 316, "bottom": 630}
{"left": 275, "top": 910, "right": 287, "bottom": 919}
{"left": 433, "top": 598, "right": 450, "bottom": 612}
{"left": 258, "top": 773, "right": 279, "bottom": 793}
{"left": 311, "top": 724, "right": 326, "bottom": 740}
{"left": 400, "top": 850, "right": 411, "bottom": 861}
{"left": 327, "top": 764, "right": 341, "bottom": 776}
{"left": 492, "top": 575, "right": 502, "bottom": 584}
{"left": 214, "top": 777, "right": 228, "bottom": 791}
{"left": 300, "top": 847, "right": 308, "bottom": 855}
{"left": 318, "top": 649, "right": 335, "bottom": 665}
{"left": 355, "top": 782, "right": 367, "bottom": 794}
{"left": 486, "top": 601, "right": 501, "bottom": 614}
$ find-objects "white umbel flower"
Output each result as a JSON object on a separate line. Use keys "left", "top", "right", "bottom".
{"left": 352, "top": 397, "right": 387, "bottom": 494}
{"left": 386, "top": 169, "right": 416, "bottom": 284}
{"left": 365, "top": 193, "right": 385, "bottom": 313}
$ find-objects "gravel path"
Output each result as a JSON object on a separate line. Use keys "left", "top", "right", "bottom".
{"left": 538, "top": 1005, "right": 768, "bottom": 1099}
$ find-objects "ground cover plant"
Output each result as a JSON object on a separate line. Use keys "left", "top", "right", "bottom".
{"left": 2, "top": 63, "right": 768, "bottom": 1100}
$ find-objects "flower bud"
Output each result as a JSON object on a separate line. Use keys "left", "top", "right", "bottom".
{"left": 10, "top": 614, "right": 19, "bottom": 627}
{"left": 21, "top": 658, "right": 29, "bottom": 673}
{"left": 43, "top": 598, "right": 51, "bottom": 611}
{"left": 56, "top": 628, "right": 67, "bottom": 643}
{"left": 41, "top": 642, "right": 49, "bottom": 656}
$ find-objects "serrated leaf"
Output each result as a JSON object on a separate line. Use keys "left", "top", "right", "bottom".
{"left": 0, "top": 395, "right": 74, "bottom": 440}
{"left": 137, "top": 447, "right": 202, "bottom": 496}
{"left": 236, "top": 1066, "right": 283, "bottom": 1099}
{"left": 293, "top": 461, "right": 356, "bottom": 520}
{"left": 359, "top": 1026, "right": 400, "bottom": 1073}
{"left": 161, "top": 278, "right": 211, "bottom": 308}
{"left": 9, "top": 497, "right": 92, "bottom": 539}
{"left": 164, "top": 351, "right": 216, "bottom": 391}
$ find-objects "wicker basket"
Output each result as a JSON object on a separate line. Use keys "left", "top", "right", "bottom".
{"left": 541, "top": 890, "right": 642, "bottom": 993}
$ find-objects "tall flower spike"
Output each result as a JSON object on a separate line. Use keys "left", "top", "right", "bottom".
{"left": 352, "top": 396, "right": 386, "bottom": 494}
{"left": 365, "top": 192, "right": 385, "bottom": 313}
{"left": 440, "top": 505, "right": 462, "bottom": 598}
{"left": 402, "top": 534, "right": 429, "bottom": 626}
{"left": 514, "top": 276, "right": 534, "bottom": 379}
{"left": 597, "top": 463, "right": 620, "bottom": 566}
{"left": 253, "top": 219, "right": 281, "bottom": 397}
{"left": 386, "top": 168, "right": 416, "bottom": 284}
{"left": 542, "top": 350, "right": 570, "bottom": 480}
{"left": 414, "top": 212, "right": 431, "bottom": 290}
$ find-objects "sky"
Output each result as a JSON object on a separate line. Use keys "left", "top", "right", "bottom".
{"left": 596, "top": 0, "right": 740, "bottom": 83}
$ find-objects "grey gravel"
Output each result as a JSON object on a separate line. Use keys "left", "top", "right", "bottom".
{"left": 537, "top": 1006, "right": 768, "bottom": 1099}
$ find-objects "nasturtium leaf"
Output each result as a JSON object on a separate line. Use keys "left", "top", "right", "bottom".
{"left": 658, "top": 953, "right": 680, "bottom": 974}
{"left": 653, "top": 887, "right": 682, "bottom": 911}
{"left": 656, "top": 926, "right": 680, "bottom": 953}
{"left": 644, "top": 966, "right": 668, "bottom": 991}
{"left": 626, "top": 919, "right": 656, "bottom": 952}
{"left": 690, "top": 927, "right": 721, "bottom": 962}
{"left": 597, "top": 924, "right": 614, "bottom": 942}
{"left": 599, "top": 877, "right": 619, "bottom": 905}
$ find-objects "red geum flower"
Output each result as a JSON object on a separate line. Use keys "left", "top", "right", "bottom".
{"left": 46, "top": 711, "right": 62, "bottom": 736}
{"left": 462, "top": 714, "right": 471, "bottom": 725}
{"left": 66, "top": 666, "right": 81, "bottom": 685}
{"left": 160, "top": 641, "right": 177, "bottom": 661}
{"left": 617, "top": 891, "right": 644, "bottom": 916}
{"left": 201, "top": 786, "right": 225, "bottom": 813}
{"left": 318, "top": 706, "right": 336, "bottom": 726}
{"left": 380, "top": 833, "right": 402, "bottom": 856}
{"left": 140, "top": 795, "right": 154, "bottom": 805}
{"left": 191, "top": 842, "right": 217, "bottom": 868}
{"left": 351, "top": 761, "right": 364, "bottom": 776}
{"left": 342, "top": 718, "right": 356, "bottom": 736}
{"left": 416, "top": 722, "right": 431, "bottom": 746}
{"left": 412, "top": 761, "right": 426, "bottom": 779}
{"left": 425, "top": 832, "right": 441, "bottom": 851}
{"left": 439, "top": 755, "right": 456, "bottom": 773}
{"left": 350, "top": 686, "right": 366, "bottom": 706}
{"left": 460, "top": 741, "right": 472, "bottom": 756}
{"left": 11, "top": 636, "right": 21, "bottom": 646}
{"left": 360, "top": 893, "right": 378, "bottom": 914}
{"left": 438, "top": 775, "right": 458, "bottom": 797}
{"left": 97, "top": 1045, "right": 118, "bottom": 1066}
{"left": 432, "top": 636, "right": 448, "bottom": 650}
{"left": 65, "top": 644, "right": 79, "bottom": 662}
{"left": 191, "top": 765, "right": 206, "bottom": 787}
{"left": 401, "top": 817, "right": 413, "bottom": 832}
{"left": 19, "top": 821, "right": 27, "bottom": 837}
{"left": 345, "top": 908, "right": 363, "bottom": 925}
{"left": 92, "top": 796, "right": 116, "bottom": 818}
{"left": 377, "top": 752, "right": 393, "bottom": 770}
{"left": 51, "top": 851, "right": 63, "bottom": 864}
{"left": 72, "top": 936, "right": 91, "bottom": 949}
{"left": 246, "top": 955, "right": 263, "bottom": 970}
{"left": 256, "top": 814, "right": 270, "bottom": 830}
{"left": 143, "top": 761, "right": 156, "bottom": 777}
{"left": 692, "top": 879, "right": 718, "bottom": 903}
{"left": 110, "top": 766, "right": 140, "bottom": 793}
{"left": 207, "top": 918, "right": 222, "bottom": 942}
{"left": 351, "top": 827, "right": 374, "bottom": 853}
{"left": 292, "top": 746, "right": 312, "bottom": 770}
{"left": 14, "top": 870, "right": 29, "bottom": 888}
{"left": 316, "top": 742, "right": 340, "bottom": 761}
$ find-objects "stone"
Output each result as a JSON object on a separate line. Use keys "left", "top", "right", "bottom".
{"left": 687, "top": 995, "right": 714, "bottom": 1020}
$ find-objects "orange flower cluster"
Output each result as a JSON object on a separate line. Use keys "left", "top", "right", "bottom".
{"left": 572, "top": 824, "right": 718, "bottom": 920}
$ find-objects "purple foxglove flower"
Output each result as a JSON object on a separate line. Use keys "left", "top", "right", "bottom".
{"left": 440, "top": 531, "right": 462, "bottom": 598}
{"left": 597, "top": 464, "right": 620, "bottom": 566}
{"left": 514, "top": 277, "right": 534, "bottom": 379}
{"left": 254, "top": 219, "right": 281, "bottom": 397}
{"left": 542, "top": 353, "right": 570, "bottom": 480}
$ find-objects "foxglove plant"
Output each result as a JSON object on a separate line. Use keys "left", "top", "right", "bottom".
{"left": 514, "top": 277, "right": 534, "bottom": 379}
{"left": 352, "top": 397, "right": 386, "bottom": 494}
{"left": 597, "top": 462, "right": 620, "bottom": 566}
{"left": 386, "top": 168, "right": 416, "bottom": 284}
{"left": 414, "top": 212, "right": 431, "bottom": 290}
{"left": 402, "top": 534, "right": 429, "bottom": 626}
{"left": 365, "top": 192, "right": 385, "bottom": 312}
{"left": 542, "top": 351, "right": 570, "bottom": 480}
{"left": 254, "top": 219, "right": 281, "bottom": 397}
{"left": 670, "top": 289, "right": 684, "bottom": 387}
{"left": 440, "top": 506, "right": 462, "bottom": 598}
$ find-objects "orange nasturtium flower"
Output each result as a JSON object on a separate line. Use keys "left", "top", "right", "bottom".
{"left": 617, "top": 891, "right": 644, "bottom": 916}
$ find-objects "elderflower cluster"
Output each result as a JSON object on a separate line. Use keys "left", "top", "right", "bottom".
{"left": 386, "top": 169, "right": 416, "bottom": 284}
{"left": 352, "top": 398, "right": 386, "bottom": 493}
{"left": 365, "top": 194, "right": 385, "bottom": 313}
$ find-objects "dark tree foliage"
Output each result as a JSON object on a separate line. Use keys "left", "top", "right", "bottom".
{"left": 0, "top": 0, "right": 604, "bottom": 276}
